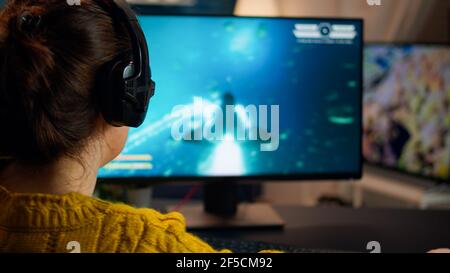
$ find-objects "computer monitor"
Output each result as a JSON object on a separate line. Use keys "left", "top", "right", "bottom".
{"left": 98, "top": 15, "right": 363, "bottom": 183}
{"left": 364, "top": 44, "right": 450, "bottom": 182}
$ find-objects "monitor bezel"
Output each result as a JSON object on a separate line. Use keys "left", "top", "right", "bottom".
{"left": 363, "top": 42, "right": 450, "bottom": 184}
{"left": 98, "top": 14, "right": 364, "bottom": 184}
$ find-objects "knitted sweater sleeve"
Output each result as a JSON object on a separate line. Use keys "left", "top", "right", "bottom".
{"left": 135, "top": 209, "right": 231, "bottom": 253}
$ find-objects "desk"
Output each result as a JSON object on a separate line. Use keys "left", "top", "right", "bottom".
{"left": 192, "top": 206, "right": 450, "bottom": 253}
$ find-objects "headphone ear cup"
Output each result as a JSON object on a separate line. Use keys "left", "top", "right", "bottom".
{"left": 98, "top": 59, "right": 126, "bottom": 126}
{"left": 99, "top": 58, "right": 147, "bottom": 127}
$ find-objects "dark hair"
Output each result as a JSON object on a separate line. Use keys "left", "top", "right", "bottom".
{"left": 0, "top": 0, "right": 129, "bottom": 165}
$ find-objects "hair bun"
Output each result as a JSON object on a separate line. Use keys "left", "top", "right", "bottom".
{"left": 18, "top": 12, "right": 42, "bottom": 33}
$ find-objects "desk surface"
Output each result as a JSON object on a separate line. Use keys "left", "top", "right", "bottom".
{"left": 193, "top": 206, "right": 450, "bottom": 253}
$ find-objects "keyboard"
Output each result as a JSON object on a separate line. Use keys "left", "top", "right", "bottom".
{"left": 199, "top": 236, "right": 349, "bottom": 253}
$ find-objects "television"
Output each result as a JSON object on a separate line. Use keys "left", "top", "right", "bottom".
{"left": 363, "top": 44, "right": 450, "bottom": 182}
{"left": 98, "top": 15, "right": 363, "bottom": 182}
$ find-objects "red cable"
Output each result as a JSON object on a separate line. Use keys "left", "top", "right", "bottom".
{"left": 172, "top": 183, "right": 202, "bottom": 212}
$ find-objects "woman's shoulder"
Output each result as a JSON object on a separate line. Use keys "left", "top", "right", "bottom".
{"left": 87, "top": 195, "right": 187, "bottom": 233}
{"left": 86, "top": 196, "right": 206, "bottom": 252}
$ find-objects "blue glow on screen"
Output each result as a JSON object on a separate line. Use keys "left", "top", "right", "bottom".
{"left": 98, "top": 16, "right": 362, "bottom": 178}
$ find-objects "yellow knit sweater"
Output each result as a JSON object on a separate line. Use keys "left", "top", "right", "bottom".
{"left": 0, "top": 186, "right": 229, "bottom": 253}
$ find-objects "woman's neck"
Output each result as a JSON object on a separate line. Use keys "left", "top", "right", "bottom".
{"left": 0, "top": 154, "right": 100, "bottom": 196}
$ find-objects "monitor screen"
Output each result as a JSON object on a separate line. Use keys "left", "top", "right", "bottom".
{"left": 99, "top": 15, "right": 363, "bottom": 180}
{"left": 364, "top": 44, "right": 450, "bottom": 182}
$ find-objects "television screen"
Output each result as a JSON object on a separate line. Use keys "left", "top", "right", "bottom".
{"left": 364, "top": 44, "right": 450, "bottom": 181}
{"left": 99, "top": 15, "right": 363, "bottom": 180}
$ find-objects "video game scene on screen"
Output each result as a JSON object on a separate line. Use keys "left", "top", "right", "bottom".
{"left": 98, "top": 16, "right": 362, "bottom": 179}
{"left": 363, "top": 45, "right": 450, "bottom": 181}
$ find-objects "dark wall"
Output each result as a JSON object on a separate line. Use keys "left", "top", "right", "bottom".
{"left": 416, "top": 0, "right": 450, "bottom": 43}
{"left": 0, "top": 1, "right": 235, "bottom": 14}
{"left": 133, "top": 0, "right": 237, "bottom": 15}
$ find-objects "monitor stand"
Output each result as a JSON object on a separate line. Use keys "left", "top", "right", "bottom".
{"left": 169, "top": 181, "right": 285, "bottom": 230}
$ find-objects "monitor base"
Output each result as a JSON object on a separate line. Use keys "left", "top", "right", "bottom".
{"left": 169, "top": 203, "right": 285, "bottom": 230}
